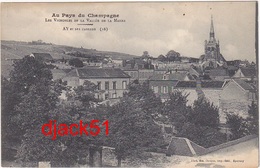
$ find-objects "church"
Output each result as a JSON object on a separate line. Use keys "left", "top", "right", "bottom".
{"left": 200, "top": 16, "right": 226, "bottom": 70}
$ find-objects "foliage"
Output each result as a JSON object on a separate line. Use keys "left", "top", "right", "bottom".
{"left": 165, "top": 50, "right": 181, "bottom": 62}
{"left": 66, "top": 80, "right": 99, "bottom": 108}
{"left": 127, "top": 81, "right": 163, "bottom": 116}
{"left": 68, "top": 58, "right": 84, "bottom": 67}
{"left": 163, "top": 90, "right": 192, "bottom": 132}
{"left": 10, "top": 56, "right": 53, "bottom": 95}
{"left": 178, "top": 122, "right": 227, "bottom": 148}
{"left": 157, "top": 54, "right": 166, "bottom": 62}
{"left": 2, "top": 56, "right": 82, "bottom": 166}
{"left": 247, "top": 101, "right": 258, "bottom": 135}
{"left": 142, "top": 51, "right": 149, "bottom": 58}
{"left": 226, "top": 113, "right": 249, "bottom": 140}
{"left": 107, "top": 97, "right": 164, "bottom": 166}
{"left": 191, "top": 98, "right": 220, "bottom": 129}
{"left": 226, "top": 101, "right": 258, "bottom": 140}
{"left": 163, "top": 90, "right": 226, "bottom": 147}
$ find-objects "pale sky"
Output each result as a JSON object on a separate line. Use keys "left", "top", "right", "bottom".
{"left": 1, "top": 2, "right": 257, "bottom": 62}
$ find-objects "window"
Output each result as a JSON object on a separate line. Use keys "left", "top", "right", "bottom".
{"left": 163, "top": 86, "right": 166, "bottom": 93}
{"left": 154, "top": 86, "right": 158, "bottom": 93}
{"left": 97, "top": 81, "right": 101, "bottom": 90}
{"left": 122, "top": 81, "right": 127, "bottom": 89}
{"left": 105, "top": 81, "right": 109, "bottom": 90}
{"left": 112, "top": 93, "right": 117, "bottom": 98}
{"left": 105, "top": 94, "right": 109, "bottom": 100}
{"left": 171, "top": 86, "right": 174, "bottom": 92}
{"left": 162, "top": 86, "right": 168, "bottom": 93}
{"left": 163, "top": 75, "right": 166, "bottom": 80}
{"left": 113, "top": 81, "right": 117, "bottom": 90}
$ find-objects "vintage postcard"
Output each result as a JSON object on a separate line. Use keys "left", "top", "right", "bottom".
{"left": 1, "top": 2, "right": 258, "bottom": 168}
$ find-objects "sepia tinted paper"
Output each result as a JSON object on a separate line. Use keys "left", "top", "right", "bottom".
{"left": 1, "top": 2, "right": 258, "bottom": 168}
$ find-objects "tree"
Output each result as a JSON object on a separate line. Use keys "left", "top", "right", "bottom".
{"left": 107, "top": 97, "right": 164, "bottom": 166}
{"left": 163, "top": 90, "right": 192, "bottom": 132}
{"left": 142, "top": 51, "right": 149, "bottom": 58}
{"left": 178, "top": 122, "right": 226, "bottom": 148}
{"left": 225, "top": 101, "right": 258, "bottom": 140}
{"left": 67, "top": 80, "right": 99, "bottom": 109}
{"left": 191, "top": 98, "right": 220, "bottom": 129}
{"left": 157, "top": 54, "right": 166, "bottom": 62}
{"left": 127, "top": 81, "right": 163, "bottom": 116}
{"left": 165, "top": 50, "right": 180, "bottom": 62}
{"left": 247, "top": 101, "right": 258, "bottom": 135}
{"left": 163, "top": 91, "right": 226, "bottom": 147}
{"left": 226, "top": 113, "right": 248, "bottom": 140}
{"left": 69, "top": 58, "right": 84, "bottom": 67}
{"left": 2, "top": 56, "right": 54, "bottom": 148}
{"left": 4, "top": 56, "right": 77, "bottom": 166}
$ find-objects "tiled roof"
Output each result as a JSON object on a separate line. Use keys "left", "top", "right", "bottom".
{"left": 149, "top": 72, "right": 188, "bottom": 81}
{"left": 209, "top": 68, "right": 229, "bottom": 77}
{"left": 175, "top": 81, "right": 225, "bottom": 88}
{"left": 51, "top": 69, "right": 72, "bottom": 80}
{"left": 67, "top": 68, "right": 130, "bottom": 78}
{"left": 233, "top": 79, "right": 255, "bottom": 91}
{"left": 240, "top": 67, "right": 256, "bottom": 77}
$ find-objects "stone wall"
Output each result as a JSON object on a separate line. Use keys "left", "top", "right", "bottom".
{"left": 102, "top": 146, "right": 117, "bottom": 167}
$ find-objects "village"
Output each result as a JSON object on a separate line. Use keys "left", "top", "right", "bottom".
{"left": 1, "top": 16, "right": 258, "bottom": 167}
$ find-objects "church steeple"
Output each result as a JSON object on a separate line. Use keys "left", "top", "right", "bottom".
{"left": 209, "top": 15, "right": 215, "bottom": 42}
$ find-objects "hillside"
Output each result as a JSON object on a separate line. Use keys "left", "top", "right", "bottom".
{"left": 1, "top": 40, "right": 138, "bottom": 78}
{"left": 1, "top": 40, "right": 138, "bottom": 60}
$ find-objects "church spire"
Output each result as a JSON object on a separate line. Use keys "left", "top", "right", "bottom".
{"left": 210, "top": 15, "right": 215, "bottom": 41}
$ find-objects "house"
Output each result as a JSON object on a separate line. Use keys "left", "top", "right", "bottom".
{"left": 122, "top": 67, "right": 154, "bottom": 83}
{"left": 207, "top": 67, "right": 230, "bottom": 80}
{"left": 232, "top": 67, "right": 257, "bottom": 81}
{"left": 51, "top": 69, "right": 72, "bottom": 81}
{"left": 122, "top": 68, "right": 139, "bottom": 82}
{"left": 174, "top": 80, "right": 226, "bottom": 107}
{"left": 30, "top": 53, "right": 53, "bottom": 62}
{"left": 220, "top": 79, "right": 257, "bottom": 122}
{"left": 62, "top": 68, "right": 130, "bottom": 100}
{"left": 148, "top": 71, "right": 194, "bottom": 101}
{"left": 138, "top": 69, "right": 154, "bottom": 83}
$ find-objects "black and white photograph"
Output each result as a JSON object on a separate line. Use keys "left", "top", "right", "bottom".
{"left": 1, "top": 2, "right": 258, "bottom": 167}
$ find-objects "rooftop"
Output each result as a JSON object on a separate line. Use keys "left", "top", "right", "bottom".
{"left": 175, "top": 80, "right": 225, "bottom": 88}
{"left": 66, "top": 68, "right": 130, "bottom": 79}
{"left": 149, "top": 72, "right": 191, "bottom": 81}
{"left": 232, "top": 79, "right": 256, "bottom": 91}
{"left": 240, "top": 67, "right": 257, "bottom": 77}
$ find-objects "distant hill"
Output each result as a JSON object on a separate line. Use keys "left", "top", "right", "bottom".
{"left": 1, "top": 40, "right": 138, "bottom": 78}
{"left": 1, "top": 40, "right": 138, "bottom": 60}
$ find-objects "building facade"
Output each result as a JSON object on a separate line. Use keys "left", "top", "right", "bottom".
{"left": 62, "top": 68, "right": 130, "bottom": 100}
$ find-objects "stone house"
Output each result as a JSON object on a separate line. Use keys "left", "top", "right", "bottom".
{"left": 207, "top": 67, "right": 230, "bottom": 80}
{"left": 174, "top": 80, "right": 226, "bottom": 107}
{"left": 51, "top": 69, "right": 72, "bottom": 81}
{"left": 122, "top": 68, "right": 139, "bottom": 82}
{"left": 62, "top": 68, "right": 130, "bottom": 100}
{"left": 220, "top": 79, "right": 257, "bottom": 122}
{"left": 148, "top": 72, "right": 194, "bottom": 102}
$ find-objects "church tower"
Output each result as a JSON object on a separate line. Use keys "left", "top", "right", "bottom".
{"left": 202, "top": 16, "right": 225, "bottom": 69}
